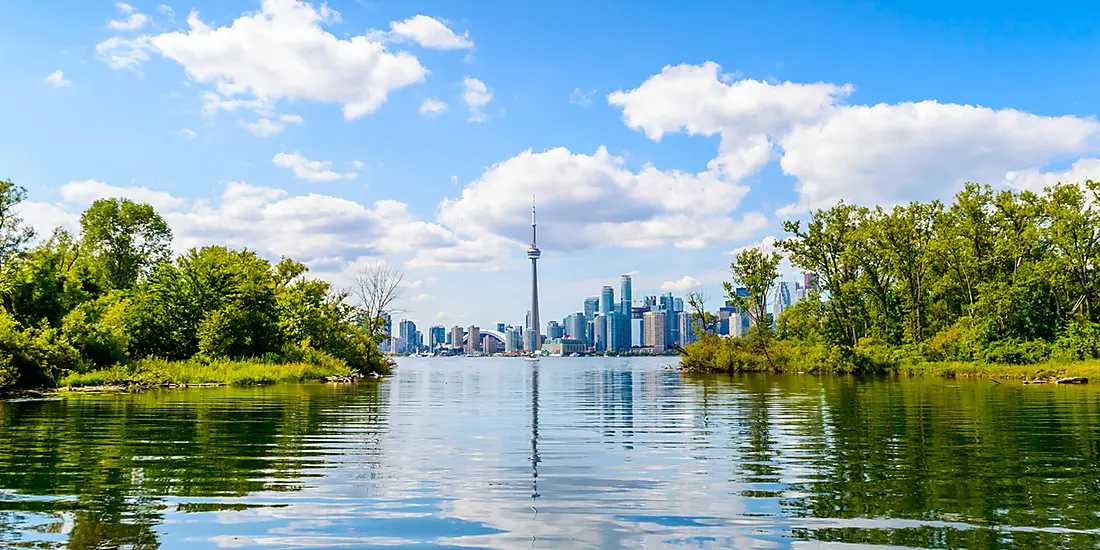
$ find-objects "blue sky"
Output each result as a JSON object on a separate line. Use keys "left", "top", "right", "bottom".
{"left": 3, "top": 0, "right": 1100, "bottom": 331}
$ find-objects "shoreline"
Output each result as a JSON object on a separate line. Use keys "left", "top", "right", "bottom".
{"left": 1, "top": 373, "right": 383, "bottom": 400}
{"left": 680, "top": 360, "right": 1100, "bottom": 383}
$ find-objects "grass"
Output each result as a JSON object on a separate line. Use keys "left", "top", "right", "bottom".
{"left": 58, "top": 357, "right": 352, "bottom": 388}
{"left": 892, "top": 360, "right": 1100, "bottom": 381}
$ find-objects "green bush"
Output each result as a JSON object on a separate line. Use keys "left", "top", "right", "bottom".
{"left": 61, "top": 291, "right": 133, "bottom": 370}
{"left": 1052, "top": 319, "right": 1100, "bottom": 361}
{"left": 982, "top": 338, "right": 1050, "bottom": 365}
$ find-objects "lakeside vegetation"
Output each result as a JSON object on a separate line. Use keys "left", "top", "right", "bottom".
{"left": 0, "top": 179, "right": 391, "bottom": 391}
{"left": 682, "top": 180, "right": 1100, "bottom": 379}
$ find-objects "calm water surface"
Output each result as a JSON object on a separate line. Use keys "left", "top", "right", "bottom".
{"left": 3, "top": 357, "right": 1100, "bottom": 549}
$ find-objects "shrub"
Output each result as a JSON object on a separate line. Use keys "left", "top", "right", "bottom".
{"left": 1052, "top": 319, "right": 1100, "bottom": 361}
{"left": 982, "top": 338, "right": 1050, "bottom": 365}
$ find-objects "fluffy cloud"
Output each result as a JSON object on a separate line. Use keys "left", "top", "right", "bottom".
{"left": 146, "top": 0, "right": 425, "bottom": 120}
{"left": 273, "top": 152, "right": 358, "bottom": 182}
{"left": 660, "top": 276, "right": 701, "bottom": 293}
{"left": 777, "top": 102, "right": 1100, "bottom": 214}
{"left": 95, "top": 36, "right": 152, "bottom": 70}
{"left": 1005, "top": 158, "right": 1100, "bottom": 193}
{"left": 43, "top": 70, "right": 71, "bottom": 88}
{"left": 60, "top": 180, "right": 187, "bottom": 210}
{"left": 238, "top": 117, "right": 285, "bottom": 137}
{"left": 279, "top": 113, "right": 303, "bottom": 124}
{"left": 108, "top": 2, "right": 148, "bottom": 31}
{"left": 610, "top": 61, "right": 851, "bottom": 181}
{"left": 438, "top": 146, "right": 763, "bottom": 251}
{"left": 420, "top": 98, "right": 447, "bottom": 115}
{"left": 463, "top": 77, "right": 493, "bottom": 122}
{"left": 175, "top": 128, "right": 197, "bottom": 139}
{"left": 382, "top": 15, "right": 473, "bottom": 50}
{"left": 569, "top": 88, "right": 595, "bottom": 108}
{"left": 610, "top": 61, "right": 1100, "bottom": 214}
{"left": 23, "top": 180, "right": 507, "bottom": 273}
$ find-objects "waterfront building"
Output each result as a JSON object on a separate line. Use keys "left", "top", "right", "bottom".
{"left": 599, "top": 286, "right": 614, "bottom": 316}
{"left": 379, "top": 313, "right": 392, "bottom": 352}
{"left": 564, "top": 313, "right": 587, "bottom": 345}
{"left": 429, "top": 325, "right": 445, "bottom": 352}
{"left": 483, "top": 335, "right": 500, "bottom": 354}
{"left": 584, "top": 297, "right": 599, "bottom": 320}
{"left": 451, "top": 326, "right": 464, "bottom": 350}
{"left": 505, "top": 326, "right": 522, "bottom": 353}
{"left": 619, "top": 274, "right": 632, "bottom": 316}
{"left": 523, "top": 328, "right": 539, "bottom": 352}
{"left": 399, "top": 320, "right": 417, "bottom": 353}
{"left": 644, "top": 311, "right": 666, "bottom": 350}
{"left": 466, "top": 325, "right": 481, "bottom": 353}
{"left": 608, "top": 311, "right": 629, "bottom": 352}
{"left": 804, "top": 273, "right": 819, "bottom": 294}
{"left": 547, "top": 320, "right": 564, "bottom": 340}
{"left": 542, "top": 338, "right": 586, "bottom": 355}
{"left": 774, "top": 281, "right": 792, "bottom": 326}
{"left": 678, "top": 311, "right": 698, "bottom": 347}
{"left": 593, "top": 313, "right": 608, "bottom": 352}
{"left": 631, "top": 317, "right": 643, "bottom": 347}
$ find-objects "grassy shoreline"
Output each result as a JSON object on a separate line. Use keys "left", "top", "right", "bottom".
{"left": 56, "top": 357, "right": 356, "bottom": 389}
{"left": 680, "top": 358, "right": 1100, "bottom": 382}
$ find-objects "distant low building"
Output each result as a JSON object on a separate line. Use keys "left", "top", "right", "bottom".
{"left": 542, "top": 338, "right": 586, "bottom": 355}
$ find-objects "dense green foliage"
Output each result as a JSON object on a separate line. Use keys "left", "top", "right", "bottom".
{"left": 0, "top": 183, "right": 389, "bottom": 389}
{"left": 684, "top": 181, "right": 1100, "bottom": 373}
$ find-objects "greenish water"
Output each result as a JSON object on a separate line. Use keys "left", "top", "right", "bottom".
{"left": 2, "top": 357, "right": 1100, "bottom": 549}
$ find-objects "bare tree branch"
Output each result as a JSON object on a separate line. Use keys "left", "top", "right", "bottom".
{"left": 351, "top": 262, "right": 404, "bottom": 342}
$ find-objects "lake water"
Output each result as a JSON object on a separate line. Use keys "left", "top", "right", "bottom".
{"left": 2, "top": 357, "right": 1100, "bottom": 549}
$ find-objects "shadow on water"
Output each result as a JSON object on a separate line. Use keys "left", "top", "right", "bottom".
{"left": 2, "top": 360, "right": 1100, "bottom": 548}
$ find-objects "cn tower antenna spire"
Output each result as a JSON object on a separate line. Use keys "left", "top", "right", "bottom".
{"left": 526, "top": 195, "right": 541, "bottom": 352}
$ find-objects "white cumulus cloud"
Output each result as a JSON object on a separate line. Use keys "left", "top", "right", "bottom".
{"left": 108, "top": 2, "right": 148, "bottom": 30}
{"left": 272, "top": 152, "right": 358, "bottom": 182}
{"left": 609, "top": 61, "right": 1100, "bottom": 215}
{"left": 438, "top": 146, "right": 764, "bottom": 251}
{"left": 420, "top": 97, "right": 447, "bottom": 115}
{"left": 43, "top": 70, "right": 71, "bottom": 88}
{"left": 59, "top": 180, "right": 187, "bottom": 211}
{"left": 660, "top": 276, "right": 702, "bottom": 293}
{"left": 145, "top": 0, "right": 425, "bottom": 120}
{"left": 238, "top": 117, "right": 284, "bottom": 137}
{"left": 462, "top": 77, "right": 493, "bottom": 122}
{"left": 1005, "top": 158, "right": 1100, "bottom": 193}
{"left": 382, "top": 15, "right": 473, "bottom": 50}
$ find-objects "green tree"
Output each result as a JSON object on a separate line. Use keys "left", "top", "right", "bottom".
{"left": 724, "top": 247, "right": 781, "bottom": 368}
{"left": 80, "top": 198, "right": 172, "bottom": 290}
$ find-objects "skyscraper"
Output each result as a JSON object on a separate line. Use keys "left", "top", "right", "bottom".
{"left": 599, "top": 286, "right": 614, "bottom": 315}
{"left": 451, "top": 326, "right": 465, "bottom": 350}
{"left": 644, "top": 311, "right": 666, "bottom": 350}
{"left": 527, "top": 201, "right": 542, "bottom": 351}
{"left": 564, "top": 313, "right": 587, "bottom": 346}
{"left": 398, "top": 319, "right": 416, "bottom": 353}
{"left": 804, "top": 272, "right": 819, "bottom": 294}
{"left": 547, "top": 320, "right": 564, "bottom": 340}
{"left": 593, "top": 313, "right": 608, "bottom": 351}
{"left": 583, "top": 297, "right": 599, "bottom": 320}
{"left": 496, "top": 322, "right": 506, "bottom": 333}
{"left": 466, "top": 325, "right": 481, "bottom": 353}
{"left": 619, "top": 274, "right": 632, "bottom": 315}
{"left": 429, "top": 325, "right": 445, "bottom": 352}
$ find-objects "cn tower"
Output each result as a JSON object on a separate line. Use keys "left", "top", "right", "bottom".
{"left": 527, "top": 200, "right": 541, "bottom": 350}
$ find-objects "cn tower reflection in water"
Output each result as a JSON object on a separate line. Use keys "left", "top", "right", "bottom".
{"left": 3, "top": 356, "right": 1100, "bottom": 548}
